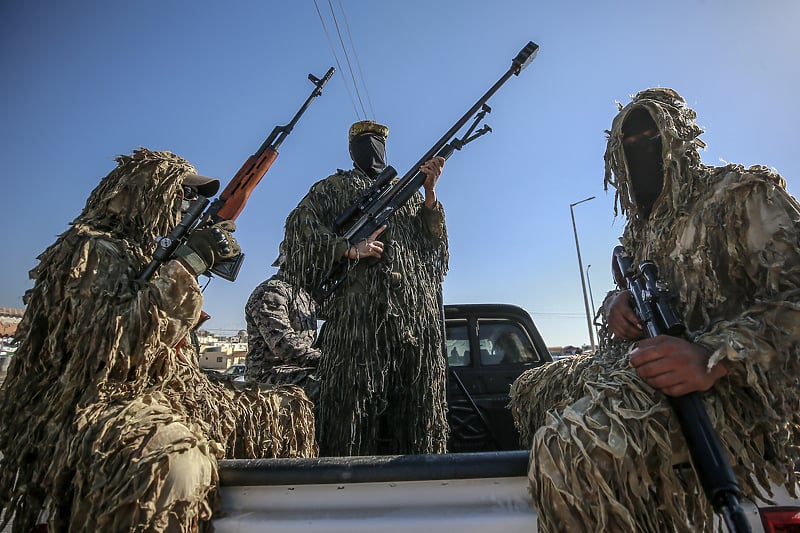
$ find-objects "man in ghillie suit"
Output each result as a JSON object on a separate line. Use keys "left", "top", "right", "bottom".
{"left": 510, "top": 88, "right": 800, "bottom": 532}
{"left": 0, "top": 149, "right": 317, "bottom": 532}
{"left": 281, "top": 120, "right": 450, "bottom": 456}
{"left": 244, "top": 250, "right": 321, "bottom": 403}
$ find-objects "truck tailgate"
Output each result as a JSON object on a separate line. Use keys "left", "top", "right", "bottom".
{"left": 213, "top": 450, "right": 537, "bottom": 532}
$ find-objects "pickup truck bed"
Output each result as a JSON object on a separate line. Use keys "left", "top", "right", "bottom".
{"left": 213, "top": 451, "right": 537, "bottom": 532}
{"left": 212, "top": 451, "right": 799, "bottom": 532}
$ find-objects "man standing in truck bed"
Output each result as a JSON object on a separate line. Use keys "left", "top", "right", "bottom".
{"left": 511, "top": 88, "right": 800, "bottom": 532}
{"left": 281, "top": 120, "right": 450, "bottom": 456}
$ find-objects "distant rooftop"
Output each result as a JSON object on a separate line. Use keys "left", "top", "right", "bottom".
{"left": 0, "top": 308, "right": 24, "bottom": 338}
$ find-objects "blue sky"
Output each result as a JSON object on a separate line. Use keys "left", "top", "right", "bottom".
{"left": 1, "top": 1, "right": 798, "bottom": 347}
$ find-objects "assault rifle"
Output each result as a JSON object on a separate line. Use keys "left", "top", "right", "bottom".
{"left": 315, "top": 41, "right": 539, "bottom": 300}
{"left": 612, "top": 246, "right": 751, "bottom": 533}
{"left": 138, "top": 66, "right": 335, "bottom": 282}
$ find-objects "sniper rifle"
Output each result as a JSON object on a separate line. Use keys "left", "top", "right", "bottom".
{"left": 138, "top": 66, "right": 335, "bottom": 282}
{"left": 612, "top": 246, "right": 751, "bottom": 533}
{"left": 315, "top": 41, "right": 539, "bottom": 300}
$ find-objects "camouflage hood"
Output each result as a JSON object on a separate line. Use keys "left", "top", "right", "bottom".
{"left": 603, "top": 87, "right": 708, "bottom": 224}
{"left": 73, "top": 148, "right": 197, "bottom": 262}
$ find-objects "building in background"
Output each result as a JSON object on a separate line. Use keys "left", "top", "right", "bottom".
{"left": 196, "top": 328, "right": 248, "bottom": 371}
{"left": 0, "top": 307, "right": 23, "bottom": 340}
{"left": 0, "top": 307, "right": 24, "bottom": 386}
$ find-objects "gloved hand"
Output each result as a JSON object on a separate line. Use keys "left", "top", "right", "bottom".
{"left": 174, "top": 220, "right": 241, "bottom": 276}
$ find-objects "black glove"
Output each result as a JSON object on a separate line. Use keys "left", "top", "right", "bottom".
{"left": 175, "top": 220, "right": 241, "bottom": 276}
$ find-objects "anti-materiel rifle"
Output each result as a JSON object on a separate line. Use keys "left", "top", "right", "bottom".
{"left": 315, "top": 41, "right": 539, "bottom": 300}
{"left": 612, "top": 246, "right": 751, "bottom": 533}
{"left": 138, "top": 66, "right": 335, "bottom": 282}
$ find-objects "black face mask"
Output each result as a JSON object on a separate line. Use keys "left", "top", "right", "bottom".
{"left": 622, "top": 110, "right": 663, "bottom": 217}
{"left": 349, "top": 133, "right": 387, "bottom": 179}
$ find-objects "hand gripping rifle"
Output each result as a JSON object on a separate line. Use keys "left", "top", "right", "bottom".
{"left": 315, "top": 41, "right": 539, "bottom": 300}
{"left": 138, "top": 66, "right": 335, "bottom": 283}
{"left": 612, "top": 246, "right": 751, "bottom": 533}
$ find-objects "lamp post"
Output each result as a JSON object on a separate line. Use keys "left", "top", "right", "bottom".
{"left": 587, "top": 263, "right": 598, "bottom": 338}
{"left": 570, "top": 196, "right": 596, "bottom": 351}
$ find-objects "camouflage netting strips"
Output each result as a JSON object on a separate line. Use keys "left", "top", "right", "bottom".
{"left": 0, "top": 148, "right": 316, "bottom": 533}
{"left": 282, "top": 168, "right": 449, "bottom": 456}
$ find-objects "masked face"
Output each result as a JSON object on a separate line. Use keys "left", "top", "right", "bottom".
{"left": 622, "top": 109, "right": 663, "bottom": 217}
{"left": 349, "top": 133, "right": 387, "bottom": 179}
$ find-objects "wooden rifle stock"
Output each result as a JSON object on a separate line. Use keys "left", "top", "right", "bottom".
{"left": 137, "top": 66, "right": 334, "bottom": 284}
{"left": 207, "top": 66, "right": 335, "bottom": 226}
{"left": 214, "top": 149, "right": 279, "bottom": 221}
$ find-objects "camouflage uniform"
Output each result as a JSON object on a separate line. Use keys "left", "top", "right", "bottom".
{"left": 282, "top": 165, "right": 450, "bottom": 457}
{"left": 244, "top": 270, "right": 321, "bottom": 402}
{"left": 0, "top": 149, "right": 317, "bottom": 533}
{"left": 511, "top": 88, "right": 800, "bottom": 532}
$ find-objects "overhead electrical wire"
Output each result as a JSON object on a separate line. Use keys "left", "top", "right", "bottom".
{"left": 312, "top": 0, "right": 374, "bottom": 121}
{"left": 335, "top": 0, "right": 375, "bottom": 118}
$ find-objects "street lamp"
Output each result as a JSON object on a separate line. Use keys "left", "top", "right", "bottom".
{"left": 570, "top": 196, "right": 596, "bottom": 351}
{"left": 587, "top": 264, "right": 598, "bottom": 338}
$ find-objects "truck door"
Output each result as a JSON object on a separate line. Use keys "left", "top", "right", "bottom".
{"left": 446, "top": 309, "right": 547, "bottom": 453}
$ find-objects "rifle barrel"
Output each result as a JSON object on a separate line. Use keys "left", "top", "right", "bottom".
{"left": 400, "top": 42, "right": 538, "bottom": 192}
{"left": 266, "top": 66, "right": 335, "bottom": 153}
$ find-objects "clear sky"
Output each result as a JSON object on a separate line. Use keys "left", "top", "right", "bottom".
{"left": 1, "top": 1, "right": 798, "bottom": 347}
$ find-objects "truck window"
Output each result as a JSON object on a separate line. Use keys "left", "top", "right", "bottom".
{"left": 477, "top": 319, "right": 540, "bottom": 366}
{"left": 445, "top": 319, "right": 470, "bottom": 367}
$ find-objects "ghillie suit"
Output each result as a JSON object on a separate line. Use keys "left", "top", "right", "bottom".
{"left": 282, "top": 167, "right": 449, "bottom": 456}
{"left": 244, "top": 270, "right": 322, "bottom": 403}
{"left": 0, "top": 149, "right": 316, "bottom": 533}
{"left": 510, "top": 88, "right": 800, "bottom": 532}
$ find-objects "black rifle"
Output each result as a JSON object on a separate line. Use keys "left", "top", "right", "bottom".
{"left": 613, "top": 246, "right": 751, "bottom": 533}
{"left": 315, "top": 41, "right": 539, "bottom": 300}
{"left": 138, "top": 67, "right": 335, "bottom": 282}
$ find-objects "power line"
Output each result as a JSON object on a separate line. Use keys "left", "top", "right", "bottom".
{"left": 312, "top": 0, "right": 359, "bottom": 118}
{"left": 312, "top": 0, "right": 372, "bottom": 120}
{"left": 325, "top": 0, "right": 368, "bottom": 119}
{"left": 336, "top": 0, "right": 375, "bottom": 118}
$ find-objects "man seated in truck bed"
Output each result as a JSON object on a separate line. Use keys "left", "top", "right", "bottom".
{"left": 510, "top": 88, "right": 800, "bottom": 532}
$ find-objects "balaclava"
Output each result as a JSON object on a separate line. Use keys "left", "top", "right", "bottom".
{"left": 622, "top": 108, "right": 664, "bottom": 217}
{"left": 348, "top": 120, "right": 389, "bottom": 179}
{"left": 604, "top": 88, "right": 706, "bottom": 222}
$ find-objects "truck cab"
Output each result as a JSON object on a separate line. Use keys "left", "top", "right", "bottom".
{"left": 444, "top": 303, "right": 551, "bottom": 452}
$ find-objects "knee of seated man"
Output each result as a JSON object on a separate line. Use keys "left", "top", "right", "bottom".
{"left": 146, "top": 421, "right": 215, "bottom": 510}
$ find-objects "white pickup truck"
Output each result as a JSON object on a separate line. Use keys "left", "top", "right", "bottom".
{"left": 212, "top": 304, "right": 800, "bottom": 532}
{"left": 213, "top": 450, "right": 800, "bottom": 532}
